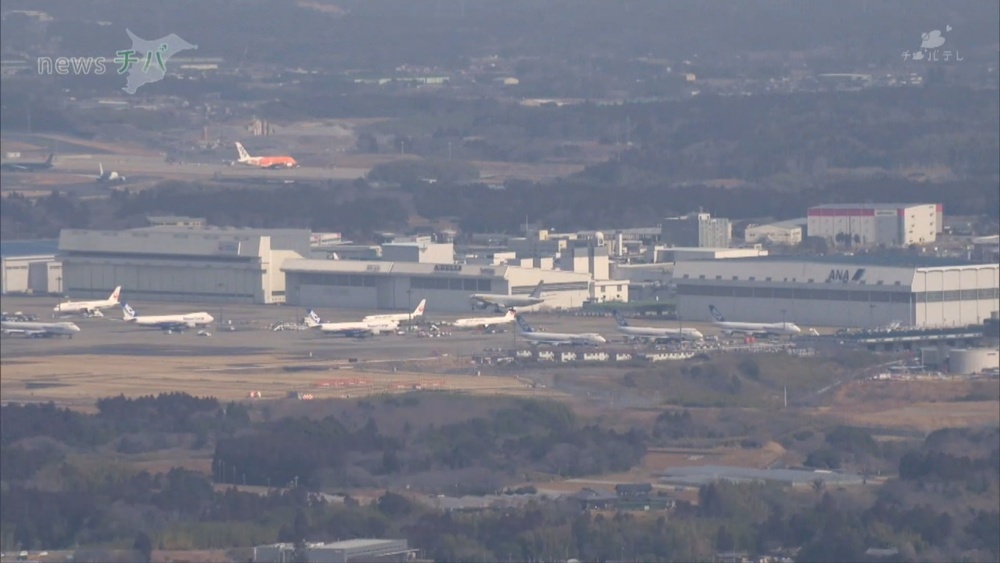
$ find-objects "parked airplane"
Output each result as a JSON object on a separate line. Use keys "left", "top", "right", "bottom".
{"left": 304, "top": 310, "right": 399, "bottom": 337}
{"left": 121, "top": 303, "right": 214, "bottom": 331}
{"left": 96, "top": 162, "right": 125, "bottom": 183}
{"left": 234, "top": 142, "right": 298, "bottom": 169}
{"left": 470, "top": 280, "right": 545, "bottom": 312}
{"left": 612, "top": 310, "right": 703, "bottom": 342}
{"left": 708, "top": 305, "right": 802, "bottom": 337}
{"left": 515, "top": 314, "right": 606, "bottom": 346}
{"left": 363, "top": 299, "right": 426, "bottom": 324}
{"left": 1, "top": 320, "right": 80, "bottom": 338}
{"left": 451, "top": 308, "right": 517, "bottom": 330}
{"left": 53, "top": 286, "right": 122, "bottom": 317}
{"left": 1, "top": 153, "right": 54, "bottom": 172}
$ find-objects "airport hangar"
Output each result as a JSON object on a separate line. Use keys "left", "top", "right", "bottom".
{"left": 58, "top": 227, "right": 310, "bottom": 304}
{"left": 675, "top": 256, "right": 999, "bottom": 329}
{"left": 281, "top": 259, "right": 597, "bottom": 313}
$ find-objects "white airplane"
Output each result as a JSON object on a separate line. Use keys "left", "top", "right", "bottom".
{"left": 121, "top": 302, "right": 214, "bottom": 332}
{"left": 53, "top": 286, "right": 122, "bottom": 317}
{"left": 451, "top": 308, "right": 517, "bottom": 330}
{"left": 470, "top": 280, "right": 546, "bottom": 312}
{"left": 96, "top": 162, "right": 125, "bottom": 183}
{"left": 1, "top": 320, "right": 80, "bottom": 338}
{"left": 613, "top": 310, "right": 703, "bottom": 342}
{"left": 708, "top": 305, "right": 802, "bottom": 337}
{"left": 515, "top": 314, "right": 606, "bottom": 346}
{"left": 304, "top": 310, "right": 399, "bottom": 337}
{"left": 362, "top": 299, "right": 426, "bottom": 324}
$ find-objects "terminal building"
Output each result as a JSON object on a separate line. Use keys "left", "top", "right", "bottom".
{"left": 254, "top": 539, "right": 417, "bottom": 563}
{"left": 807, "top": 203, "right": 941, "bottom": 247}
{"left": 282, "top": 260, "right": 603, "bottom": 312}
{"left": 58, "top": 227, "right": 309, "bottom": 304}
{"left": 675, "top": 256, "right": 999, "bottom": 328}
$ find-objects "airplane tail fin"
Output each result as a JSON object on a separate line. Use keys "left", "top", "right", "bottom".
{"left": 612, "top": 310, "right": 628, "bottom": 327}
{"left": 45, "top": 153, "right": 54, "bottom": 164}
{"left": 122, "top": 302, "right": 137, "bottom": 321}
{"left": 708, "top": 305, "right": 726, "bottom": 323}
{"left": 99, "top": 162, "right": 104, "bottom": 176}
{"left": 235, "top": 142, "right": 251, "bottom": 161}
{"left": 504, "top": 308, "right": 516, "bottom": 320}
{"left": 515, "top": 315, "right": 534, "bottom": 333}
{"left": 530, "top": 280, "right": 545, "bottom": 298}
{"left": 413, "top": 299, "right": 426, "bottom": 317}
{"left": 304, "top": 310, "right": 322, "bottom": 328}
{"left": 109, "top": 286, "right": 122, "bottom": 303}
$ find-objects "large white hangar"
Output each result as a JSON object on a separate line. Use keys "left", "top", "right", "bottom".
{"left": 58, "top": 227, "right": 309, "bottom": 304}
{"left": 675, "top": 256, "right": 999, "bottom": 329}
{"left": 282, "top": 259, "right": 595, "bottom": 313}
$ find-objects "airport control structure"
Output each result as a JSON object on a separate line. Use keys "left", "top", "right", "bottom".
{"left": 675, "top": 256, "right": 999, "bottom": 329}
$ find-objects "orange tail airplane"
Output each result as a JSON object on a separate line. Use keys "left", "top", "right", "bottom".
{"left": 234, "top": 142, "right": 298, "bottom": 169}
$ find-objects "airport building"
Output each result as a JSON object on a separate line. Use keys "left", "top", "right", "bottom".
{"left": 0, "top": 240, "right": 61, "bottom": 295}
{"left": 58, "top": 227, "right": 310, "bottom": 304}
{"left": 254, "top": 539, "right": 416, "bottom": 563}
{"left": 744, "top": 218, "right": 806, "bottom": 246}
{"left": 282, "top": 260, "right": 598, "bottom": 313}
{"left": 661, "top": 212, "right": 732, "bottom": 248}
{"left": 807, "top": 203, "right": 942, "bottom": 247}
{"left": 675, "top": 256, "right": 999, "bottom": 328}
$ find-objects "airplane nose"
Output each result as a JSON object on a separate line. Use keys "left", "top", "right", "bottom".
{"left": 71, "top": 324, "right": 81, "bottom": 331}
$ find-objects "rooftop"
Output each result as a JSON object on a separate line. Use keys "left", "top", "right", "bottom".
{"left": 0, "top": 239, "right": 58, "bottom": 257}
{"left": 659, "top": 465, "right": 864, "bottom": 486}
{"left": 726, "top": 254, "right": 991, "bottom": 269}
{"left": 809, "top": 203, "right": 936, "bottom": 210}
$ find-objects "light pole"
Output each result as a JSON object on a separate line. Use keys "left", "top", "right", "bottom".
{"left": 217, "top": 282, "right": 224, "bottom": 327}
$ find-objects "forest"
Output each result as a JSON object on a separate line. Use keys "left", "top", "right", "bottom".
{"left": 2, "top": 392, "right": 998, "bottom": 561}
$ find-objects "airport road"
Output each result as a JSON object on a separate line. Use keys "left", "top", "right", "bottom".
{"left": 51, "top": 154, "right": 367, "bottom": 182}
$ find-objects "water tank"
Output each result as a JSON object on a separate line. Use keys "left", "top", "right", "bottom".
{"left": 948, "top": 348, "right": 1000, "bottom": 375}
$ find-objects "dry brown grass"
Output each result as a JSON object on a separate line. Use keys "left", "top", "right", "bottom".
{"left": 826, "top": 379, "right": 1000, "bottom": 431}
{"left": 0, "top": 352, "right": 534, "bottom": 408}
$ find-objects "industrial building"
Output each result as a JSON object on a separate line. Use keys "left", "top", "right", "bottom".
{"left": 661, "top": 212, "right": 732, "bottom": 248}
{"left": 253, "top": 539, "right": 416, "bottom": 563}
{"left": 58, "top": 227, "right": 309, "bottom": 304}
{"left": 807, "top": 203, "right": 942, "bottom": 247}
{"left": 0, "top": 239, "right": 61, "bottom": 295}
{"left": 283, "top": 260, "right": 606, "bottom": 312}
{"left": 744, "top": 218, "right": 806, "bottom": 246}
{"left": 947, "top": 348, "right": 1000, "bottom": 375}
{"left": 675, "top": 256, "right": 999, "bottom": 328}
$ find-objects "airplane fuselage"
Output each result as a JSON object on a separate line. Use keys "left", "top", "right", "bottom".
{"left": 2, "top": 320, "right": 80, "bottom": 337}
{"left": 452, "top": 315, "right": 516, "bottom": 329}
{"left": 129, "top": 313, "right": 214, "bottom": 329}
{"left": 54, "top": 298, "right": 117, "bottom": 315}
{"left": 316, "top": 319, "right": 398, "bottom": 336}
{"left": 617, "top": 325, "right": 704, "bottom": 341}
{"left": 712, "top": 321, "right": 801, "bottom": 336}
{"left": 238, "top": 156, "right": 298, "bottom": 169}
{"left": 519, "top": 331, "right": 606, "bottom": 346}
{"left": 470, "top": 294, "right": 543, "bottom": 309}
